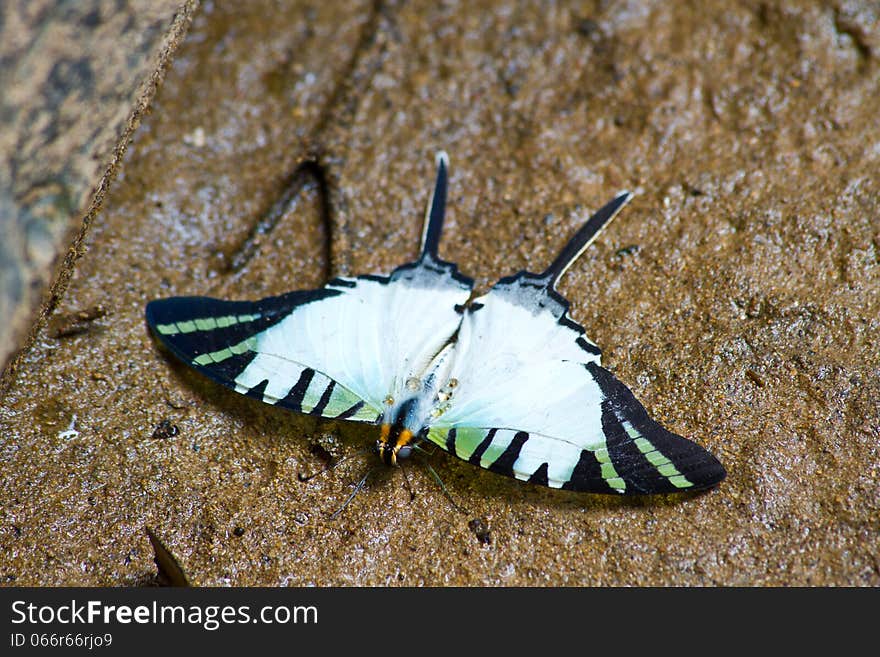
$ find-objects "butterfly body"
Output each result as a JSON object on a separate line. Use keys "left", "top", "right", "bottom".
{"left": 146, "top": 152, "right": 725, "bottom": 496}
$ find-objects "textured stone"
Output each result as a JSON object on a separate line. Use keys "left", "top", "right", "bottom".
{"left": 0, "top": 1, "right": 198, "bottom": 370}
{"left": 1, "top": 0, "right": 878, "bottom": 586}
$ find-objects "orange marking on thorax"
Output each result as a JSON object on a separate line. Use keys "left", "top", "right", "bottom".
{"left": 395, "top": 429, "right": 414, "bottom": 449}
{"left": 378, "top": 424, "right": 413, "bottom": 466}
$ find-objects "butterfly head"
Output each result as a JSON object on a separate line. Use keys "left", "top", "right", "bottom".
{"left": 377, "top": 394, "right": 427, "bottom": 466}
{"left": 377, "top": 423, "right": 415, "bottom": 466}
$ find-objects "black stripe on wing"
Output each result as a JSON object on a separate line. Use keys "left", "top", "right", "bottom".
{"left": 431, "top": 424, "right": 627, "bottom": 494}
{"left": 585, "top": 362, "right": 726, "bottom": 494}
{"left": 279, "top": 367, "right": 316, "bottom": 412}
{"left": 561, "top": 448, "right": 618, "bottom": 493}
{"left": 486, "top": 431, "right": 530, "bottom": 476}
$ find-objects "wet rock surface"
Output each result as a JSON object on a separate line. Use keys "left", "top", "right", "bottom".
{"left": 1, "top": 1, "right": 878, "bottom": 585}
{"left": 0, "top": 0, "right": 198, "bottom": 372}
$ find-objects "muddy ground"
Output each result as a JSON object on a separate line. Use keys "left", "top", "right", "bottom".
{"left": 1, "top": 1, "right": 878, "bottom": 586}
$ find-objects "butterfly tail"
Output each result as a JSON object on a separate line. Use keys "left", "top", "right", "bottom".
{"left": 540, "top": 191, "right": 633, "bottom": 288}
{"left": 419, "top": 151, "right": 450, "bottom": 262}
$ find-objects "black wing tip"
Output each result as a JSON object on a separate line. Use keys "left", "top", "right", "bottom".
{"left": 619, "top": 430, "right": 727, "bottom": 496}
{"left": 492, "top": 190, "right": 636, "bottom": 291}
{"left": 567, "top": 441, "right": 726, "bottom": 496}
{"left": 145, "top": 295, "right": 212, "bottom": 327}
{"left": 601, "top": 190, "right": 634, "bottom": 216}
{"left": 642, "top": 431, "right": 727, "bottom": 494}
{"left": 145, "top": 296, "right": 179, "bottom": 327}
{"left": 584, "top": 362, "right": 727, "bottom": 496}
{"left": 649, "top": 423, "right": 727, "bottom": 486}
{"left": 674, "top": 450, "right": 727, "bottom": 492}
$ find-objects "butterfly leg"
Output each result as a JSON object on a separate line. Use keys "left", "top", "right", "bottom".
{"left": 422, "top": 461, "right": 469, "bottom": 516}
{"left": 328, "top": 469, "right": 372, "bottom": 520}
{"left": 398, "top": 462, "right": 417, "bottom": 502}
{"left": 297, "top": 446, "right": 372, "bottom": 482}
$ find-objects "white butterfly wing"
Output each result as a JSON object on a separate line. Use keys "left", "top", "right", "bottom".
{"left": 146, "top": 260, "right": 472, "bottom": 422}
{"left": 147, "top": 152, "right": 472, "bottom": 425}
{"left": 426, "top": 272, "right": 726, "bottom": 494}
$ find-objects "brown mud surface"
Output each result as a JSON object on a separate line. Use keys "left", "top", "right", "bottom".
{"left": 1, "top": 1, "right": 878, "bottom": 585}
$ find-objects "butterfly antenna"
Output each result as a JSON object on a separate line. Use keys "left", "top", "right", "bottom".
{"left": 298, "top": 447, "right": 371, "bottom": 483}
{"left": 328, "top": 469, "right": 372, "bottom": 520}
{"left": 423, "top": 461, "right": 469, "bottom": 516}
{"left": 419, "top": 151, "right": 449, "bottom": 262}
{"left": 538, "top": 191, "right": 633, "bottom": 289}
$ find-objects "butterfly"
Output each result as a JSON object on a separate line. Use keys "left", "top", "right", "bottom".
{"left": 146, "top": 152, "right": 725, "bottom": 496}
